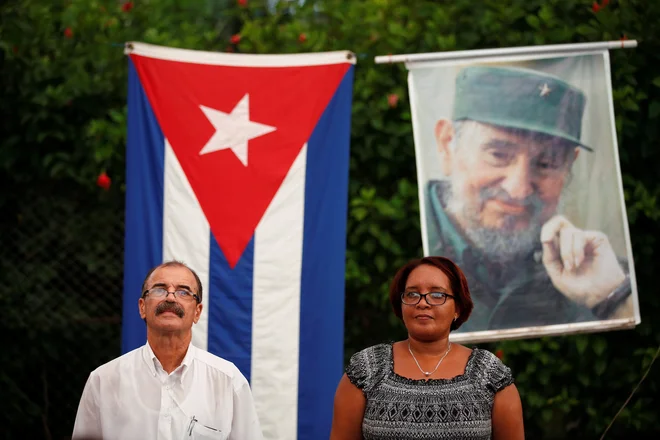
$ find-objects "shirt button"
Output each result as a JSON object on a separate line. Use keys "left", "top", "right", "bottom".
{"left": 165, "top": 385, "right": 171, "bottom": 390}
{"left": 164, "top": 413, "right": 170, "bottom": 418}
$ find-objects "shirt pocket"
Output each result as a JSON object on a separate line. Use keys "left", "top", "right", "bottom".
{"left": 183, "top": 418, "right": 227, "bottom": 440}
{"left": 191, "top": 422, "right": 226, "bottom": 440}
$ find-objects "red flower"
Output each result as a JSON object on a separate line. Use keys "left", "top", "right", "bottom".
{"left": 592, "top": 2, "right": 601, "bottom": 13}
{"left": 298, "top": 33, "right": 307, "bottom": 43}
{"left": 387, "top": 93, "right": 399, "bottom": 108}
{"left": 12, "top": 45, "right": 18, "bottom": 54}
{"left": 230, "top": 34, "right": 241, "bottom": 44}
{"left": 238, "top": 0, "right": 248, "bottom": 6}
{"left": 64, "top": 27, "right": 73, "bottom": 38}
{"left": 602, "top": 0, "right": 609, "bottom": 5}
{"left": 225, "top": 45, "right": 234, "bottom": 53}
{"left": 121, "top": 2, "right": 134, "bottom": 12}
{"left": 495, "top": 349, "right": 504, "bottom": 359}
{"left": 97, "top": 172, "right": 111, "bottom": 191}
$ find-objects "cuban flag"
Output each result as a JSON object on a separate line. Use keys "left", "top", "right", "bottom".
{"left": 121, "top": 42, "right": 355, "bottom": 440}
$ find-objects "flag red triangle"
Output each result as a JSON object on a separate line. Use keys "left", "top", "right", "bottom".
{"left": 130, "top": 54, "right": 350, "bottom": 268}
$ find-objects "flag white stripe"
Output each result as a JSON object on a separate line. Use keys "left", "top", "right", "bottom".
{"left": 251, "top": 144, "right": 307, "bottom": 440}
{"left": 163, "top": 140, "right": 211, "bottom": 350}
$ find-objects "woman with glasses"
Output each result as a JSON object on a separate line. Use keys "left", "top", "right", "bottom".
{"left": 329, "top": 256, "right": 524, "bottom": 440}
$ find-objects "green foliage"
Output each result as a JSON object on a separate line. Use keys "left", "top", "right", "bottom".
{"left": 1, "top": 0, "right": 659, "bottom": 438}
{"left": 0, "top": 0, "right": 236, "bottom": 196}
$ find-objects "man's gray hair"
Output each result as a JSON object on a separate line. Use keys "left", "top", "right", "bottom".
{"left": 140, "top": 260, "right": 204, "bottom": 303}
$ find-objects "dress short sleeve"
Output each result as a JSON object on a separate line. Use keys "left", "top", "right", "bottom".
{"left": 477, "top": 349, "right": 514, "bottom": 394}
{"left": 345, "top": 343, "right": 390, "bottom": 396}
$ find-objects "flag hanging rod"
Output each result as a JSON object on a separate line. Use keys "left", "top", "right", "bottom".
{"left": 374, "top": 40, "right": 638, "bottom": 65}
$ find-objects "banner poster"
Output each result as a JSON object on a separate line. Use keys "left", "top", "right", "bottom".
{"left": 407, "top": 50, "right": 640, "bottom": 342}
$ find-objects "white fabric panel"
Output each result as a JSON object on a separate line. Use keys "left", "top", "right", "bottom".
{"left": 251, "top": 144, "right": 307, "bottom": 440}
{"left": 162, "top": 140, "right": 211, "bottom": 350}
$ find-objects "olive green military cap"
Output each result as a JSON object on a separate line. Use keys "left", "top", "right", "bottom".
{"left": 453, "top": 65, "right": 591, "bottom": 151}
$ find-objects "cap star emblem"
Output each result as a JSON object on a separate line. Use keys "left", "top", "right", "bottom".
{"left": 539, "top": 83, "right": 552, "bottom": 97}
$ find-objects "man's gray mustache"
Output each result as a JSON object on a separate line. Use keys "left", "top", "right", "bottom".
{"left": 155, "top": 302, "right": 185, "bottom": 318}
{"left": 480, "top": 187, "right": 543, "bottom": 211}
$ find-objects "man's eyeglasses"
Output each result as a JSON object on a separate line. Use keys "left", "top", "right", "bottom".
{"left": 401, "top": 291, "right": 455, "bottom": 306}
{"left": 143, "top": 287, "right": 200, "bottom": 303}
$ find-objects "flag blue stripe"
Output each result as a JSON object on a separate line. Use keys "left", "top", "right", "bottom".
{"left": 297, "top": 66, "right": 354, "bottom": 439}
{"left": 122, "top": 60, "right": 166, "bottom": 354}
{"left": 207, "top": 235, "right": 255, "bottom": 382}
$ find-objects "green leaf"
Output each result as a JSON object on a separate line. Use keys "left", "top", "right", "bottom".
{"left": 592, "top": 338, "right": 607, "bottom": 356}
{"left": 538, "top": 6, "right": 553, "bottom": 23}
{"left": 375, "top": 255, "right": 386, "bottom": 272}
{"left": 649, "top": 101, "right": 660, "bottom": 119}
{"left": 526, "top": 15, "right": 540, "bottom": 29}
{"left": 352, "top": 207, "right": 368, "bottom": 221}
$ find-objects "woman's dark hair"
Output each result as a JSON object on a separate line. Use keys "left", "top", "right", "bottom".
{"left": 389, "top": 256, "right": 473, "bottom": 331}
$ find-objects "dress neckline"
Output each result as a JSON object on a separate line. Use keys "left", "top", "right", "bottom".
{"left": 387, "top": 342, "right": 479, "bottom": 385}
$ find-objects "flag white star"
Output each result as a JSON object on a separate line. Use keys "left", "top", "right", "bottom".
{"left": 199, "top": 94, "right": 276, "bottom": 166}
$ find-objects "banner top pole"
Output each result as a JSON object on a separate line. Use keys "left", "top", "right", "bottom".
{"left": 374, "top": 40, "right": 638, "bottom": 65}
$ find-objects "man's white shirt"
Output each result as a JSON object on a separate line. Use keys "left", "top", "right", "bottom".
{"left": 72, "top": 342, "right": 264, "bottom": 440}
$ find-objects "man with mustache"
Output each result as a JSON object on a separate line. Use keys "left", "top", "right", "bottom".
{"left": 72, "top": 261, "right": 263, "bottom": 440}
{"left": 425, "top": 65, "right": 633, "bottom": 332}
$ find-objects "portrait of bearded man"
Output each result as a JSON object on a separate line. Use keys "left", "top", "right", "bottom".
{"left": 421, "top": 65, "right": 634, "bottom": 333}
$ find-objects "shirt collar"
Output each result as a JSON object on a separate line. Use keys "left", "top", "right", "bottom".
{"left": 142, "top": 340, "right": 196, "bottom": 383}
